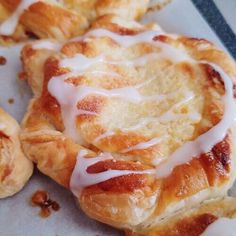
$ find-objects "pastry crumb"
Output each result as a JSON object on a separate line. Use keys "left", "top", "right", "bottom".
{"left": 31, "top": 190, "right": 60, "bottom": 218}
{"left": 8, "top": 98, "right": 14, "bottom": 104}
{"left": 0, "top": 56, "right": 6, "bottom": 65}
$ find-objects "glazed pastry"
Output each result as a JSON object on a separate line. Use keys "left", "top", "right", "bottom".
{"left": 64, "top": 0, "right": 149, "bottom": 21}
{"left": 0, "top": 0, "right": 149, "bottom": 41}
{"left": 0, "top": 0, "right": 88, "bottom": 41}
{"left": 0, "top": 108, "right": 33, "bottom": 198}
{"left": 126, "top": 197, "right": 236, "bottom": 236}
{"left": 20, "top": 16, "right": 236, "bottom": 234}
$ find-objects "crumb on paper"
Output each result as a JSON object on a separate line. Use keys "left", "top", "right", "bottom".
{"left": 0, "top": 56, "right": 7, "bottom": 65}
{"left": 18, "top": 71, "right": 27, "bottom": 81}
{"left": 31, "top": 190, "right": 60, "bottom": 218}
{"left": 8, "top": 98, "right": 14, "bottom": 104}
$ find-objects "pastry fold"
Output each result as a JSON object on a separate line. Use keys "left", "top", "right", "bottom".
{"left": 125, "top": 197, "right": 236, "bottom": 236}
{"left": 64, "top": 0, "right": 149, "bottom": 21}
{"left": 20, "top": 16, "right": 236, "bottom": 234}
{"left": 0, "top": 108, "right": 33, "bottom": 198}
{"left": 0, "top": 0, "right": 149, "bottom": 41}
{"left": 0, "top": 0, "right": 88, "bottom": 41}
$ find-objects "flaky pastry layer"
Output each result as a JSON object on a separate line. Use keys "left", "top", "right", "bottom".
{"left": 126, "top": 197, "right": 236, "bottom": 236}
{"left": 0, "top": 0, "right": 149, "bottom": 41}
{"left": 0, "top": 108, "right": 33, "bottom": 198}
{"left": 20, "top": 16, "right": 236, "bottom": 233}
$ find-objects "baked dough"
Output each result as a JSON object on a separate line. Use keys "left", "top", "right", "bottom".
{"left": 0, "top": 108, "right": 33, "bottom": 198}
{"left": 0, "top": 0, "right": 88, "bottom": 41}
{"left": 20, "top": 16, "right": 236, "bottom": 234}
{"left": 64, "top": 0, "right": 149, "bottom": 21}
{"left": 0, "top": 0, "right": 149, "bottom": 41}
{"left": 125, "top": 197, "right": 236, "bottom": 236}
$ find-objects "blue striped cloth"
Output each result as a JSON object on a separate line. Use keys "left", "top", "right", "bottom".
{"left": 192, "top": 0, "right": 236, "bottom": 59}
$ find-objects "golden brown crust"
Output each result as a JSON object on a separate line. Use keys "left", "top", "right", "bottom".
{"left": 20, "top": 17, "right": 236, "bottom": 231}
{"left": 126, "top": 197, "right": 236, "bottom": 236}
{"left": 21, "top": 44, "right": 57, "bottom": 95}
{"left": 0, "top": 0, "right": 88, "bottom": 41}
{"left": 21, "top": 2, "right": 88, "bottom": 40}
{"left": 0, "top": 108, "right": 33, "bottom": 198}
{"left": 64, "top": 0, "right": 149, "bottom": 21}
{"left": 0, "top": 0, "right": 149, "bottom": 41}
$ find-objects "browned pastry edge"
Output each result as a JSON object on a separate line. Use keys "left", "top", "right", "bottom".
{"left": 0, "top": 0, "right": 88, "bottom": 41}
{"left": 0, "top": 0, "right": 150, "bottom": 41}
{"left": 0, "top": 108, "right": 33, "bottom": 198}
{"left": 125, "top": 197, "right": 236, "bottom": 236}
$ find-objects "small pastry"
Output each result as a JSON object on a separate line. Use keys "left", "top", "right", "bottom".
{"left": 0, "top": 0, "right": 88, "bottom": 41}
{"left": 0, "top": 0, "right": 149, "bottom": 41}
{"left": 0, "top": 108, "right": 33, "bottom": 198}
{"left": 20, "top": 16, "right": 236, "bottom": 234}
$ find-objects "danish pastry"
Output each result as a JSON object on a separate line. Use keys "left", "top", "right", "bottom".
{"left": 0, "top": 0, "right": 88, "bottom": 41}
{"left": 126, "top": 197, "right": 236, "bottom": 236}
{"left": 0, "top": 0, "right": 149, "bottom": 41}
{"left": 0, "top": 108, "right": 33, "bottom": 198}
{"left": 20, "top": 16, "right": 236, "bottom": 234}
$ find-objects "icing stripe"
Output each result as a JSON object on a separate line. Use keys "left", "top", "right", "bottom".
{"left": 44, "top": 28, "right": 236, "bottom": 189}
{"left": 70, "top": 151, "right": 155, "bottom": 196}
{"left": 156, "top": 62, "right": 236, "bottom": 178}
{"left": 0, "top": 0, "right": 38, "bottom": 35}
{"left": 121, "top": 137, "right": 164, "bottom": 153}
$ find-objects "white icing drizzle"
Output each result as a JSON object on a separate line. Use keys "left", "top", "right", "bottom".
{"left": 77, "top": 109, "right": 98, "bottom": 116}
{"left": 93, "top": 118, "right": 158, "bottom": 143}
{"left": 188, "top": 111, "right": 202, "bottom": 121}
{"left": 48, "top": 27, "right": 191, "bottom": 145}
{"left": 49, "top": 75, "right": 145, "bottom": 104}
{"left": 60, "top": 51, "right": 187, "bottom": 73}
{"left": 0, "top": 0, "right": 38, "bottom": 35}
{"left": 60, "top": 53, "right": 164, "bottom": 71}
{"left": 121, "top": 137, "right": 164, "bottom": 153}
{"left": 122, "top": 117, "right": 158, "bottom": 132}
{"left": 70, "top": 150, "right": 155, "bottom": 196}
{"left": 46, "top": 28, "right": 236, "bottom": 190}
{"left": 156, "top": 62, "right": 236, "bottom": 178}
{"left": 48, "top": 74, "right": 100, "bottom": 144}
{"left": 60, "top": 54, "right": 106, "bottom": 71}
{"left": 158, "top": 91, "right": 195, "bottom": 122}
{"left": 32, "top": 40, "right": 60, "bottom": 50}
{"left": 48, "top": 72, "right": 156, "bottom": 143}
{"left": 93, "top": 91, "right": 199, "bottom": 144}
{"left": 70, "top": 28, "right": 190, "bottom": 63}
{"left": 201, "top": 217, "right": 236, "bottom": 236}
{"left": 94, "top": 131, "right": 115, "bottom": 143}
{"left": 134, "top": 76, "right": 157, "bottom": 89}
{"left": 70, "top": 29, "right": 162, "bottom": 46}
{"left": 48, "top": 70, "right": 173, "bottom": 143}
{"left": 74, "top": 61, "right": 235, "bottom": 186}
